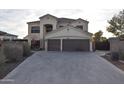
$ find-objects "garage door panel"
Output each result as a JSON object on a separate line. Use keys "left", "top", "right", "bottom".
{"left": 63, "top": 39, "right": 89, "bottom": 51}
{"left": 48, "top": 39, "right": 60, "bottom": 51}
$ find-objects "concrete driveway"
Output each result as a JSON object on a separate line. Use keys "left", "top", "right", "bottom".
{"left": 1, "top": 51, "right": 124, "bottom": 84}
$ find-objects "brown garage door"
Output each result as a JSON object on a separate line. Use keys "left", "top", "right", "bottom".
{"left": 63, "top": 39, "right": 89, "bottom": 51}
{"left": 48, "top": 39, "right": 60, "bottom": 51}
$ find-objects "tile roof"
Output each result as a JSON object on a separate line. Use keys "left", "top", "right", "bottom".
{"left": 0, "top": 31, "right": 17, "bottom": 36}
{"left": 57, "top": 18, "right": 76, "bottom": 23}
{"left": 46, "top": 25, "right": 92, "bottom": 36}
{"left": 27, "top": 14, "right": 89, "bottom": 24}
{"left": 27, "top": 20, "right": 40, "bottom": 24}
{"left": 39, "top": 14, "right": 57, "bottom": 19}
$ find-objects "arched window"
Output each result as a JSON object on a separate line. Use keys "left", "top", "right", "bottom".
{"left": 44, "top": 24, "right": 53, "bottom": 33}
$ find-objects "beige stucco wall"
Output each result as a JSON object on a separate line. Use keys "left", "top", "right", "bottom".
{"left": 39, "top": 15, "right": 57, "bottom": 48}
{"left": 71, "top": 19, "right": 88, "bottom": 32}
{"left": 39, "top": 15, "right": 57, "bottom": 37}
{"left": 45, "top": 26, "right": 91, "bottom": 39}
{"left": 28, "top": 22, "right": 40, "bottom": 45}
{"left": 57, "top": 19, "right": 88, "bottom": 32}
{"left": 28, "top": 15, "right": 57, "bottom": 48}
{"left": 109, "top": 38, "right": 124, "bottom": 53}
{"left": 57, "top": 22, "right": 70, "bottom": 29}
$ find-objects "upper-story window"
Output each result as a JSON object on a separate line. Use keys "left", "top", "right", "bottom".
{"left": 31, "top": 26, "right": 40, "bottom": 33}
{"left": 59, "top": 25, "right": 64, "bottom": 28}
{"left": 44, "top": 24, "right": 53, "bottom": 33}
{"left": 76, "top": 25, "right": 83, "bottom": 30}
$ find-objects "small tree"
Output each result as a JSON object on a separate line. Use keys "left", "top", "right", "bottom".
{"left": 93, "top": 30, "right": 107, "bottom": 42}
{"left": 93, "top": 30, "right": 109, "bottom": 50}
{"left": 93, "top": 30, "right": 103, "bottom": 42}
{"left": 100, "top": 37, "right": 107, "bottom": 42}
{"left": 107, "top": 10, "right": 124, "bottom": 37}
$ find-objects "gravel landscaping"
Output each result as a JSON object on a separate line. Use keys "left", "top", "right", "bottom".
{"left": 0, "top": 60, "right": 23, "bottom": 79}
{"left": 102, "top": 55, "right": 124, "bottom": 71}
{"left": 0, "top": 53, "right": 33, "bottom": 79}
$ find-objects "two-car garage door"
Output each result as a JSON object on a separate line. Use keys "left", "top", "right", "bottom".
{"left": 47, "top": 39, "right": 90, "bottom": 51}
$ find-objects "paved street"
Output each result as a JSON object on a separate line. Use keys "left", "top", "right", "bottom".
{"left": 1, "top": 51, "right": 124, "bottom": 84}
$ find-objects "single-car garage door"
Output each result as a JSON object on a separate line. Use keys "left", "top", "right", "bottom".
{"left": 63, "top": 39, "right": 89, "bottom": 51}
{"left": 48, "top": 39, "right": 60, "bottom": 51}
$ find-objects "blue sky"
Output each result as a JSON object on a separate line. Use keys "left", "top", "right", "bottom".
{"left": 0, "top": 9, "right": 122, "bottom": 38}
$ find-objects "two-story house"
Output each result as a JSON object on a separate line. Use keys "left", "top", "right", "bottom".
{"left": 26, "top": 14, "right": 93, "bottom": 51}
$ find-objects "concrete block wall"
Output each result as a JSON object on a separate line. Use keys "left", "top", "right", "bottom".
{"left": 119, "top": 40, "right": 124, "bottom": 51}
{"left": 109, "top": 38, "right": 124, "bottom": 52}
{"left": 109, "top": 37, "right": 124, "bottom": 60}
{"left": 3, "top": 41, "right": 23, "bottom": 61}
{"left": 109, "top": 38, "right": 119, "bottom": 53}
{"left": 0, "top": 40, "right": 30, "bottom": 62}
{"left": 0, "top": 45, "right": 6, "bottom": 64}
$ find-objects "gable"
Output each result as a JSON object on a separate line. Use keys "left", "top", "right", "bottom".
{"left": 45, "top": 26, "right": 92, "bottom": 39}
{"left": 39, "top": 14, "right": 57, "bottom": 20}
{"left": 39, "top": 14, "right": 57, "bottom": 28}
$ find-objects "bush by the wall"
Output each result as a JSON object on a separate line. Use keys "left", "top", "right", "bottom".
{"left": 23, "top": 42, "right": 31, "bottom": 57}
{"left": 3, "top": 42, "right": 23, "bottom": 62}
{"left": 0, "top": 46, "right": 6, "bottom": 64}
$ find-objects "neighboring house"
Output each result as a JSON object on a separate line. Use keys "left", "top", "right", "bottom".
{"left": 0, "top": 31, "right": 17, "bottom": 40}
{"left": 26, "top": 14, "right": 93, "bottom": 51}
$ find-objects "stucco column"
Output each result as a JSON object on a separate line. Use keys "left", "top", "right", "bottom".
{"left": 45, "top": 40, "right": 48, "bottom": 51}
{"left": 90, "top": 41, "right": 93, "bottom": 52}
{"left": 60, "top": 39, "right": 63, "bottom": 52}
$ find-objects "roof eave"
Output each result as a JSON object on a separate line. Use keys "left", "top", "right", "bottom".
{"left": 27, "top": 21, "right": 40, "bottom": 24}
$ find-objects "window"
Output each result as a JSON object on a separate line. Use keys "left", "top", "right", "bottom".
{"left": 76, "top": 25, "right": 83, "bottom": 30}
{"left": 44, "top": 24, "right": 53, "bottom": 33}
{"left": 31, "top": 40, "right": 40, "bottom": 49}
{"left": 31, "top": 26, "right": 40, "bottom": 33}
{"left": 59, "top": 25, "right": 64, "bottom": 28}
